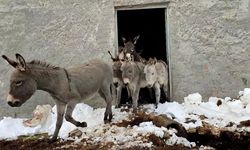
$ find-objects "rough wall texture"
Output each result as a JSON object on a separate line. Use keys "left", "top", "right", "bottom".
{"left": 169, "top": 0, "right": 250, "bottom": 101}
{"left": 0, "top": 0, "right": 115, "bottom": 118}
{"left": 0, "top": 0, "right": 250, "bottom": 118}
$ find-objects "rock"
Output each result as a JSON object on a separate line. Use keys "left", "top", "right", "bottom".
{"left": 68, "top": 129, "right": 83, "bottom": 139}
{"left": 23, "top": 104, "right": 52, "bottom": 127}
{"left": 239, "top": 120, "right": 250, "bottom": 127}
{"left": 137, "top": 111, "right": 188, "bottom": 138}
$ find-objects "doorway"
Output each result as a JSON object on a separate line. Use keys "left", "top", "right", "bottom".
{"left": 116, "top": 8, "right": 169, "bottom": 105}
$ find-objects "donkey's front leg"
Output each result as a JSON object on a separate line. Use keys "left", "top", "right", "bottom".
{"left": 65, "top": 101, "right": 87, "bottom": 127}
{"left": 153, "top": 83, "right": 161, "bottom": 108}
{"left": 51, "top": 102, "right": 66, "bottom": 142}
{"left": 131, "top": 86, "right": 140, "bottom": 113}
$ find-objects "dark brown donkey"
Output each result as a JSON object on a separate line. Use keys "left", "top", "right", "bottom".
{"left": 2, "top": 54, "right": 114, "bottom": 141}
{"left": 119, "top": 35, "right": 146, "bottom": 63}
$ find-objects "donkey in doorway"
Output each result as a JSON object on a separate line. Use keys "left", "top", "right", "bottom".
{"left": 108, "top": 50, "right": 130, "bottom": 108}
{"left": 119, "top": 35, "right": 146, "bottom": 63}
{"left": 2, "top": 54, "right": 114, "bottom": 141}
{"left": 144, "top": 57, "right": 169, "bottom": 106}
{"left": 120, "top": 60, "right": 148, "bottom": 112}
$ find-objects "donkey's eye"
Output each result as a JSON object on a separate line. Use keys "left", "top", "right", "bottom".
{"left": 16, "top": 81, "right": 23, "bottom": 86}
{"left": 152, "top": 73, "right": 154, "bottom": 75}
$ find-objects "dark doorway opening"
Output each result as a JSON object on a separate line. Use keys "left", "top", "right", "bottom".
{"left": 117, "top": 8, "right": 169, "bottom": 105}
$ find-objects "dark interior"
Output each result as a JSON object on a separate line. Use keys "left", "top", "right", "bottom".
{"left": 117, "top": 8, "right": 168, "bottom": 105}
{"left": 117, "top": 8, "right": 167, "bottom": 61}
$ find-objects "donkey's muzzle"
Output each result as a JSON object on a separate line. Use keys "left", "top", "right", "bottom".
{"left": 8, "top": 101, "right": 21, "bottom": 107}
{"left": 7, "top": 94, "right": 22, "bottom": 107}
{"left": 123, "top": 78, "right": 130, "bottom": 86}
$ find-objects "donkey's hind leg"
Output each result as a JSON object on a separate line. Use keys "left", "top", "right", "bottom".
{"left": 116, "top": 85, "right": 122, "bottom": 108}
{"left": 99, "top": 84, "right": 113, "bottom": 123}
{"left": 162, "top": 83, "right": 170, "bottom": 102}
{"left": 65, "top": 101, "right": 87, "bottom": 127}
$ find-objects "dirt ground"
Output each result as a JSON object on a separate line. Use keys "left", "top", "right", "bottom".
{"left": 1, "top": 127, "right": 249, "bottom": 150}
{"left": 0, "top": 134, "right": 196, "bottom": 150}
{"left": 0, "top": 111, "right": 249, "bottom": 150}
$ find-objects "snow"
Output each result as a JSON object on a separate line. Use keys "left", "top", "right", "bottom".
{"left": 239, "top": 88, "right": 250, "bottom": 105}
{"left": 166, "top": 130, "right": 196, "bottom": 148}
{"left": 0, "top": 117, "right": 39, "bottom": 139}
{"left": 1, "top": 88, "right": 250, "bottom": 148}
{"left": 184, "top": 93, "right": 202, "bottom": 105}
{"left": 134, "top": 121, "right": 165, "bottom": 138}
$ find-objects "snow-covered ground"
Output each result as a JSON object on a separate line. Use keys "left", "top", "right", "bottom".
{"left": 1, "top": 89, "right": 250, "bottom": 149}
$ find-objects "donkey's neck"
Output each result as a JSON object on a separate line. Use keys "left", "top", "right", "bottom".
{"left": 135, "top": 62, "right": 146, "bottom": 82}
{"left": 28, "top": 65, "right": 69, "bottom": 95}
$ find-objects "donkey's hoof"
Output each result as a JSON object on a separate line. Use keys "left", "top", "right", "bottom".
{"left": 77, "top": 121, "right": 87, "bottom": 127}
{"left": 49, "top": 137, "right": 57, "bottom": 143}
{"left": 115, "top": 104, "right": 121, "bottom": 109}
{"left": 132, "top": 108, "right": 138, "bottom": 113}
{"left": 104, "top": 119, "right": 111, "bottom": 124}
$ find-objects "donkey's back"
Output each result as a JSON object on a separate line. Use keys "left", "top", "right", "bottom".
{"left": 155, "top": 60, "right": 168, "bottom": 85}
{"left": 68, "top": 59, "right": 113, "bottom": 99}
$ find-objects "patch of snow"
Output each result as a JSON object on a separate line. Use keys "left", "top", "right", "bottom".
{"left": 133, "top": 121, "right": 165, "bottom": 138}
{"left": 184, "top": 93, "right": 202, "bottom": 105}
{"left": 239, "top": 88, "right": 250, "bottom": 105}
{"left": 0, "top": 117, "right": 40, "bottom": 139}
{"left": 0, "top": 89, "right": 250, "bottom": 148}
{"left": 166, "top": 133, "right": 196, "bottom": 148}
{"left": 156, "top": 102, "right": 187, "bottom": 122}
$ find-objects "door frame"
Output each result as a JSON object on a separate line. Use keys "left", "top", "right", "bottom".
{"left": 114, "top": 2, "right": 173, "bottom": 100}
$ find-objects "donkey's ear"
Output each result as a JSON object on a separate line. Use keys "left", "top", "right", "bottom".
{"left": 147, "top": 57, "right": 155, "bottom": 65}
{"left": 153, "top": 57, "right": 157, "bottom": 64}
{"left": 118, "top": 46, "right": 124, "bottom": 53}
{"left": 2, "top": 55, "right": 19, "bottom": 68}
{"left": 122, "top": 37, "right": 126, "bottom": 44}
{"left": 133, "top": 35, "right": 140, "bottom": 45}
{"left": 15, "top": 53, "right": 26, "bottom": 71}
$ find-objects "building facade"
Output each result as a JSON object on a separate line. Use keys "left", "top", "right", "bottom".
{"left": 0, "top": 0, "right": 249, "bottom": 118}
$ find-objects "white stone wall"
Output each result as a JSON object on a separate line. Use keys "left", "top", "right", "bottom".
{"left": 169, "top": 0, "right": 250, "bottom": 100}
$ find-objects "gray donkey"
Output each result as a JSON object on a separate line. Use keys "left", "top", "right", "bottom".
{"left": 144, "top": 57, "right": 169, "bottom": 105}
{"left": 108, "top": 51, "right": 130, "bottom": 108}
{"left": 120, "top": 61, "right": 148, "bottom": 112}
{"left": 2, "top": 54, "right": 114, "bottom": 141}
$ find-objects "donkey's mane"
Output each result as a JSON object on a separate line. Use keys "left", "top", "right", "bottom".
{"left": 29, "top": 60, "right": 60, "bottom": 69}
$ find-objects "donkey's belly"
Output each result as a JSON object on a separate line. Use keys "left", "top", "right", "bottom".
{"left": 75, "top": 82, "right": 101, "bottom": 99}
{"left": 158, "top": 76, "right": 167, "bottom": 85}
{"left": 79, "top": 91, "right": 98, "bottom": 102}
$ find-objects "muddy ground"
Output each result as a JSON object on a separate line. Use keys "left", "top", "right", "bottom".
{"left": 0, "top": 111, "right": 249, "bottom": 150}
{"left": 0, "top": 135, "right": 195, "bottom": 150}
